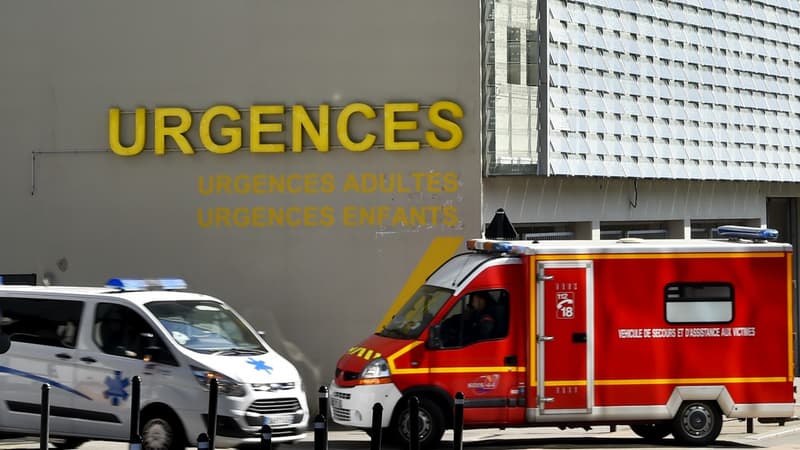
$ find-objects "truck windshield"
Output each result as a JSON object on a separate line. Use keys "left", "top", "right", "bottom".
{"left": 378, "top": 285, "right": 453, "bottom": 339}
{"left": 146, "top": 301, "right": 267, "bottom": 355}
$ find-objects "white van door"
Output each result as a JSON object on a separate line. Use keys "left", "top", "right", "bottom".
{"left": 72, "top": 302, "right": 165, "bottom": 440}
{"left": 0, "top": 297, "right": 84, "bottom": 435}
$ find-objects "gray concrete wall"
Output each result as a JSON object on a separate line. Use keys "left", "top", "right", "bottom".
{"left": 0, "top": 0, "right": 482, "bottom": 403}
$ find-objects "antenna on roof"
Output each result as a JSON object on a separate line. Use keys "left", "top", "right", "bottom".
{"left": 485, "top": 208, "right": 518, "bottom": 240}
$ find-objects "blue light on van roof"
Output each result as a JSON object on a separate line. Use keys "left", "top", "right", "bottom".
{"left": 0, "top": 276, "right": 3, "bottom": 285}
{"left": 492, "top": 242, "right": 513, "bottom": 253}
{"left": 105, "top": 278, "right": 188, "bottom": 291}
{"left": 717, "top": 225, "right": 779, "bottom": 241}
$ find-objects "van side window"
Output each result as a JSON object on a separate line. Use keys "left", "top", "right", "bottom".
{"left": 93, "top": 303, "right": 176, "bottom": 364}
{"left": 438, "top": 289, "right": 509, "bottom": 348}
{"left": 0, "top": 297, "right": 82, "bottom": 348}
{"left": 664, "top": 283, "right": 734, "bottom": 324}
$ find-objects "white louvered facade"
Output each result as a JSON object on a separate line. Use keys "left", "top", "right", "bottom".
{"left": 487, "top": 0, "right": 800, "bottom": 181}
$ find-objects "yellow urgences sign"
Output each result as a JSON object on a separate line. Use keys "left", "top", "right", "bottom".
{"left": 108, "top": 101, "right": 464, "bottom": 156}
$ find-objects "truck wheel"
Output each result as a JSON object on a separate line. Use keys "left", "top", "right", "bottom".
{"left": 630, "top": 422, "right": 671, "bottom": 441}
{"left": 51, "top": 438, "right": 88, "bottom": 449}
{"left": 393, "top": 397, "right": 445, "bottom": 449}
{"left": 671, "top": 401, "right": 722, "bottom": 446}
{"left": 141, "top": 410, "right": 187, "bottom": 450}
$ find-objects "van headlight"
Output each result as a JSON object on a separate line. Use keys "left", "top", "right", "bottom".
{"left": 191, "top": 365, "right": 247, "bottom": 397}
{"left": 358, "top": 358, "right": 391, "bottom": 385}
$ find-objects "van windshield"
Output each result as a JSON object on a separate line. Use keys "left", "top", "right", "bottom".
{"left": 378, "top": 285, "right": 452, "bottom": 339}
{"left": 146, "top": 301, "right": 266, "bottom": 355}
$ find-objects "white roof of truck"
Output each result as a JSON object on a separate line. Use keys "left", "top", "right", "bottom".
{"left": 467, "top": 238, "right": 792, "bottom": 256}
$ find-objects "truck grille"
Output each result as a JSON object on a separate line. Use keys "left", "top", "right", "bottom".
{"left": 333, "top": 391, "right": 351, "bottom": 400}
{"left": 247, "top": 398, "right": 302, "bottom": 415}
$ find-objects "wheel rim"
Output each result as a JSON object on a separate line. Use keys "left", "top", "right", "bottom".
{"left": 681, "top": 404, "right": 713, "bottom": 438}
{"left": 399, "top": 407, "right": 433, "bottom": 442}
{"left": 142, "top": 417, "right": 173, "bottom": 450}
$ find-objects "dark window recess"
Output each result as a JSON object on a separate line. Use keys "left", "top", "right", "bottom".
{"left": 508, "top": 27, "right": 521, "bottom": 85}
{"left": 0, "top": 297, "right": 82, "bottom": 348}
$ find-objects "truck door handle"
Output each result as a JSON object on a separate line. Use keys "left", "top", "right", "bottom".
{"left": 80, "top": 357, "right": 97, "bottom": 364}
{"left": 55, "top": 353, "right": 72, "bottom": 360}
{"left": 572, "top": 333, "right": 587, "bottom": 343}
{"left": 537, "top": 335, "right": 554, "bottom": 342}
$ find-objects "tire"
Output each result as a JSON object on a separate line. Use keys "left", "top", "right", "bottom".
{"left": 671, "top": 401, "right": 722, "bottom": 446}
{"left": 141, "top": 410, "right": 187, "bottom": 450}
{"left": 51, "top": 438, "right": 88, "bottom": 449}
{"left": 392, "top": 396, "right": 446, "bottom": 450}
{"left": 630, "top": 422, "right": 672, "bottom": 441}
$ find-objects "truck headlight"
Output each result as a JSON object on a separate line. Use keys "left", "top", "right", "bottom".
{"left": 359, "top": 358, "right": 391, "bottom": 385}
{"left": 191, "top": 365, "right": 247, "bottom": 397}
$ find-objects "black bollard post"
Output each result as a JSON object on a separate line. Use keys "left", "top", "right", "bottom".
{"left": 207, "top": 378, "right": 219, "bottom": 450}
{"left": 409, "top": 396, "right": 420, "bottom": 450}
{"left": 370, "top": 403, "right": 383, "bottom": 450}
{"left": 747, "top": 417, "right": 754, "bottom": 433}
{"left": 318, "top": 385, "right": 329, "bottom": 418}
{"left": 197, "top": 432, "right": 210, "bottom": 450}
{"left": 40, "top": 384, "right": 50, "bottom": 450}
{"left": 130, "top": 376, "right": 142, "bottom": 450}
{"left": 453, "top": 392, "right": 464, "bottom": 450}
{"left": 260, "top": 417, "right": 272, "bottom": 450}
{"left": 313, "top": 413, "right": 328, "bottom": 450}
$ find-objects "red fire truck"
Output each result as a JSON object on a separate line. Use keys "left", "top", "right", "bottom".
{"left": 329, "top": 213, "right": 796, "bottom": 448}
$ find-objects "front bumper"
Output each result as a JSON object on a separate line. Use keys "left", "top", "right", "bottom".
{"left": 329, "top": 380, "right": 403, "bottom": 428}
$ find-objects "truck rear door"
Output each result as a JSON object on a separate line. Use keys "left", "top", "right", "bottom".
{"left": 536, "top": 261, "right": 593, "bottom": 414}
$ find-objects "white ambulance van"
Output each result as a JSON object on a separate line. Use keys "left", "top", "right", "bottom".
{"left": 0, "top": 277, "right": 309, "bottom": 450}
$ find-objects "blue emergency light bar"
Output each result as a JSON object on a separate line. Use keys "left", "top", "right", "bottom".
{"left": 105, "top": 278, "right": 188, "bottom": 291}
{"left": 717, "top": 225, "right": 779, "bottom": 241}
{"left": 0, "top": 276, "right": 3, "bottom": 285}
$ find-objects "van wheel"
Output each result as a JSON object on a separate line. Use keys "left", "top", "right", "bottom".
{"left": 630, "top": 422, "right": 671, "bottom": 441}
{"left": 51, "top": 438, "right": 88, "bottom": 449}
{"left": 671, "top": 401, "right": 722, "bottom": 446}
{"left": 392, "top": 396, "right": 445, "bottom": 450}
{"left": 141, "top": 410, "right": 186, "bottom": 450}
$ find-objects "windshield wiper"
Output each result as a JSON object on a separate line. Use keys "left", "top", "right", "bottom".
{"left": 210, "top": 348, "right": 266, "bottom": 356}
{"left": 377, "top": 328, "right": 407, "bottom": 339}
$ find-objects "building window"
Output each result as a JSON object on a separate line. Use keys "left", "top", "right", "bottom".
{"left": 507, "top": 27, "right": 521, "bottom": 85}
{"left": 664, "top": 283, "right": 733, "bottom": 324}
{"left": 526, "top": 29, "right": 538, "bottom": 86}
{"left": 600, "top": 221, "right": 671, "bottom": 239}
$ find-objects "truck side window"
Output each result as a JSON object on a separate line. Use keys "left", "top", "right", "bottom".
{"left": 0, "top": 297, "right": 82, "bottom": 348}
{"left": 94, "top": 303, "right": 176, "bottom": 364}
{"left": 664, "top": 283, "right": 733, "bottom": 323}
{"left": 438, "top": 290, "right": 509, "bottom": 348}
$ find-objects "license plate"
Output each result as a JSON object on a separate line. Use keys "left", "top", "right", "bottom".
{"left": 266, "top": 413, "right": 294, "bottom": 426}
{"left": 331, "top": 397, "right": 343, "bottom": 409}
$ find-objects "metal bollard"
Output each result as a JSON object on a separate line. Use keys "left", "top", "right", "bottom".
{"left": 408, "top": 396, "right": 420, "bottom": 450}
{"left": 40, "top": 384, "right": 50, "bottom": 450}
{"left": 197, "top": 432, "right": 210, "bottom": 450}
{"left": 453, "top": 392, "right": 464, "bottom": 450}
{"left": 747, "top": 417, "right": 754, "bottom": 433}
{"left": 370, "top": 403, "right": 383, "bottom": 450}
{"left": 260, "top": 417, "right": 272, "bottom": 450}
{"left": 318, "top": 385, "right": 329, "bottom": 418}
{"left": 129, "top": 376, "right": 142, "bottom": 450}
{"left": 314, "top": 413, "right": 328, "bottom": 450}
{"left": 207, "top": 378, "right": 219, "bottom": 450}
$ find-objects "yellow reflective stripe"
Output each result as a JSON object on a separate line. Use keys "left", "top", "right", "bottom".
{"left": 594, "top": 377, "right": 787, "bottom": 386}
{"left": 536, "top": 252, "right": 786, "bottom": 261}
{"left": 376, "top": 236, "right": 464, "bottom": 331}
{"left": 386, "top": 341, "right": 423, "bottom": 372}
{"left": 544, "top": 380, "right": 587, "bottom": 387}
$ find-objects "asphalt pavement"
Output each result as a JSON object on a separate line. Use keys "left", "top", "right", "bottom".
{"left": 1, "top": 417, "right": 800, "bottom": 450}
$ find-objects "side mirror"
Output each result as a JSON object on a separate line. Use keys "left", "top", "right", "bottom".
{"left": 427, "top": 324, "right": 443, "bottom": 349}
{"left": 0, "top": 334, "right": 9, "bottom": 354}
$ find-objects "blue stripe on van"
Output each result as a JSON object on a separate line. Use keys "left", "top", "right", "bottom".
{"left": 0, "top": 365, "right": 92, "bottom": 400}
